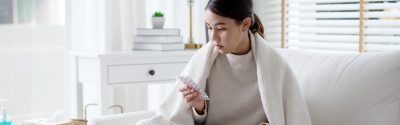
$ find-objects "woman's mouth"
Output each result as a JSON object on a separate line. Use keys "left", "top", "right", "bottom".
{"left": 216, "top": 45, "right": 223, "bottom": 49}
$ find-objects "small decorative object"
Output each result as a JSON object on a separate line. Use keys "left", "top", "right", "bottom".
{"left": 152, "top": 11, "right": 165, "bottom": 29}
{"left": 69, "top": 103, "right": 98, "bottom": 125}
{"left": 108, "top": 104, "right": 124, "bottom": 114}
{"left": 185, "top": 0, "right": 202, "bottom": 49}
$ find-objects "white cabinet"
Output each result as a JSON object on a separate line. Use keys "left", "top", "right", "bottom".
{"left": 69, "top": 50, "right": 195, "bottom": 119}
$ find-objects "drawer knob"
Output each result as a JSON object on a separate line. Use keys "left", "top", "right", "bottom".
{"left": 148, "top": 69, "right": 155, "bottom": 76}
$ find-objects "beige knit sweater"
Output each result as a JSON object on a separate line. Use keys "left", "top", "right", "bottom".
{"left": 192, "top": 50, "right": 268, "bottom": 125}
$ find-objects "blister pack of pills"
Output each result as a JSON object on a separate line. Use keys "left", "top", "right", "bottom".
{"left": 177, "top": 76, "right": 210, "bottom": 100}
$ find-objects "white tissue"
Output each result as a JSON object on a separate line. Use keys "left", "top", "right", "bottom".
{"left": 37, "top": 109, "right": 67, "bottom": 123}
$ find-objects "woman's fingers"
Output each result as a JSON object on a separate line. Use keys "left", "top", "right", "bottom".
{"left": 185, "top": 92, "right": 198, "bottom": 102}
{"left": 179, "top": 85, "right": 204, "bottom": 110}
{"left": 179, "top": 84, "right": 188, "bottom": 92}
{"left": 180, "top": 85, "right": 195, "bottom": 94}
{"left": 179, "top": 85, "right": 201, "bottom": 103}
{"left": 181, "top": 89, "right": 193, "bottom": 96}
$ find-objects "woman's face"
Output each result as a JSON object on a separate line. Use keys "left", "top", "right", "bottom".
{"left": 205, "top": 9, "right": 250, "bottom": 54}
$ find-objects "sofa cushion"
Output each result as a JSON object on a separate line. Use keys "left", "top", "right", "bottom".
{"left": 278, "top": 49, "right": 400, "bottom": 125}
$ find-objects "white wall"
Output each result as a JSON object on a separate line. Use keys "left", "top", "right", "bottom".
{"left": 35, "top": 0, "right": 65, "bottom": 25}
{"left": 67, "top": 0, "right": 149, "bottom": 51}
{"left": 0, "top": 25, "right": 66, "bottom": 125}
{"left": 0, "top": 1, "right": 67, "bottom": 125}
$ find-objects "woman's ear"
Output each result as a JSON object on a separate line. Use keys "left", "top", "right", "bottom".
{"left": 241, "top": 17, "right": 252, "bottom": 32}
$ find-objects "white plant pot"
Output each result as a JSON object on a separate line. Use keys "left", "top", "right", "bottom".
{"left": 152, "top": 17, "right": 164, "bottom": 29}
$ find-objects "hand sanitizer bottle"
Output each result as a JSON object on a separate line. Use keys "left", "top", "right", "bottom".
{"left": 0, "top": 99, "right": 12, "bottom": 125}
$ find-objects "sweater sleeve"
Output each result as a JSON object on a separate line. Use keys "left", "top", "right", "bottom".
{"left": 192, "top": 103, "right": 208, "bottom": 125}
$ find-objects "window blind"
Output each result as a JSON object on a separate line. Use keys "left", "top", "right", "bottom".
{"left": 254, "top": 0, "right": 282, "bottom": 48}
{"left": 254, "top": 0, "right": 400, "bottom": 52}
{"left": 363, "top": 0, "right": 400, "bottom": 52}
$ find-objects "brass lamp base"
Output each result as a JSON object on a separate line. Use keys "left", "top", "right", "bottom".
{"left": 185, "top": 43, "right": 202, "bottom": 49}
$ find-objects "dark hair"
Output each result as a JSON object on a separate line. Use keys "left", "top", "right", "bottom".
{"left": 205, "top": 0, "right": 264, "bottom": 38}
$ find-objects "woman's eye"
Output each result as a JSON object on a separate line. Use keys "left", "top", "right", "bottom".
{"left": 218, "top": 28, "right": 226, "bottom": 30}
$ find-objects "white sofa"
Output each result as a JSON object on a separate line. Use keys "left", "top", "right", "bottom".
{"left": 88, "top": 49, "right": 400, "bottom": 125}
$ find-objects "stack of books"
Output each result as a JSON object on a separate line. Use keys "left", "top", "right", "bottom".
{"left": 133, "top": 28, "right": 184, "bottom": 51}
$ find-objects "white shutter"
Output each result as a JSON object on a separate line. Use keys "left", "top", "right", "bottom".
{"left": 254, "top": 0, "right": 282, "bottom": 48}
{"left": 254, "top": 0, "right": 400, "bottom": 52}
{"left": 285, "top": 0, "right": 361, "bottom": 52}
{"left": 363, "top": 1, "right": 400, "bottom": 52}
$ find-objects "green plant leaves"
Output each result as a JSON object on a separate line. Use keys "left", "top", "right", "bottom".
{"left": 153, "top": 11, "right": 164, "bottom": 17}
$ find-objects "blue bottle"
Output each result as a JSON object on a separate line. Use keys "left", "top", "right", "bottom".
{"left": 0, "top": 99, "right": 12, "bottom": 125}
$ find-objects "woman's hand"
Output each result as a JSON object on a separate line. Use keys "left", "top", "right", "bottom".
{"left": 179, "top": 84, "right": 206, "bottom": 114}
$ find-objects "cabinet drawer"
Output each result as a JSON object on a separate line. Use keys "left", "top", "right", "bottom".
{"left": 107, "top": 62, "right": 186, "bottom": 84}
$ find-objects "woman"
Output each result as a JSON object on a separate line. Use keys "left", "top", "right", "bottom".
{"left": 180, "top": 0, "right": 268, "bottom": 124}
{"left": 136, "top": 0, "right": 312, "bottom": 125}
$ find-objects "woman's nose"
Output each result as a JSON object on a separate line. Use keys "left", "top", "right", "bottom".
{"left": 210, "top": 30, "right": 220, "bottom": 42}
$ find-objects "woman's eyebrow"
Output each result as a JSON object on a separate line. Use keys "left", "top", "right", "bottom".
{"left": 206, "top": 22, "right": 227, "bottom": 27}
{"left": 214, "top": 22, "right": 226, "bottom": 26}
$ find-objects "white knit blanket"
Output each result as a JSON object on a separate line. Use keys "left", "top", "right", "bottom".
{"left": 136, "top": 33, "right": 312, "bottom": 125}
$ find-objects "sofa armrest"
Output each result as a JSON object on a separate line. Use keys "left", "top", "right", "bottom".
{"left": 88, "top": 110, "right": 155, "bottom": 125}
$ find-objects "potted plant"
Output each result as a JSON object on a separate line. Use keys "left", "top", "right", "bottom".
{"left": 152, "top": 11, "right": 164, "bottom": 29}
